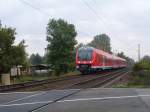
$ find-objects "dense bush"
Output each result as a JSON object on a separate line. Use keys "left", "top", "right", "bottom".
{"left": 129, "top": 70, "right": 150, "bottom": 87}
{"left": 0, "top": 24, "right": 27, "bottom": 74}
{"left": 129, "top": 61, "right": 150, "bottom": 87}
{"left": 133, "top": 61, "right": 150, "bottom": 71}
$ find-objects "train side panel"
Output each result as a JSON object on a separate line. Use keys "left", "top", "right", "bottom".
{"left": 76, "top": 47, "right": 127, "bottom": 73}
{"left": 91, "top": 50, "right": 113, "bottom": 70}
{"left": 91, "top": 51, "right": 103, "bottom": 69}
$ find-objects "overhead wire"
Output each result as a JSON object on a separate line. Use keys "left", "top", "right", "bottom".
{"left": 18, "top": 0, "right": 51, "bottom": 17}
{"left": 80, "top": 0, "right": 110, "bottom": 34}
{"left": 18, "top": 0, "right": 138, "bottom": 58}
{"left": 80, "top": 0, "right": 138, "bottom": 56}
{"left": 91, "top": 0, "right": 138, "bottom": 49}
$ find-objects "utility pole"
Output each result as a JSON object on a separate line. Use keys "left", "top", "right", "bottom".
{"left": 138, "top": 44, "right": 141, "bottom": 61}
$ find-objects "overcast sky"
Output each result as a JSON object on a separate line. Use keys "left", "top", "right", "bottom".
{"left": 1, "top": 0, "right": 150, "bottom": 60}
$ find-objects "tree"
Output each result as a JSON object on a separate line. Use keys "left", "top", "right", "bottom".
{"left": 88, "top": 34, "right": 111, "bottom": 53}
{"left": 117, "top": 52, "right": 134, "bottom": 67}
{"left": 0, "top": 23, "right": 27, "bottom": 74}
{"left": 142, "top": 55, "right": 150, "bottom": 61}
{"left": 29, "top": 53, "right": 42, "bottom": 65}
{"left": 117, "top": 52, "right": 126, "bottom": 59}
{"left": 11, "top": 40, "right": 28, "bottom": 66}
{"left": 76, "top": 43, "right": 84, "bottom": 49}
{"left": 46, "top": 18, "right": 77, "bottom": 75}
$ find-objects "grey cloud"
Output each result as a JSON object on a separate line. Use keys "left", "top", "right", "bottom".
{"left": 1, "top": 0, "right": 150, "bottom": 60}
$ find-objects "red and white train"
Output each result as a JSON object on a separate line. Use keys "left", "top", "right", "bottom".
{"left": 76, "top": 46, "right": 127, "bottom": 73}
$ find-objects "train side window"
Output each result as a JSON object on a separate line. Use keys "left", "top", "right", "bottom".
{"left": 104, "top": 56, "right": 106, "bottom": 64}
{"left": 106, "top": 57, "right": 107, "bottom": 64}
{"left": 99, "top": 54, "right": 101, "bottom": 62}
{"left": 104, "top": 56, "right": 106, "bottom": 63}
{"left": 102, "top": 55, "right": 105, "bottom": 65}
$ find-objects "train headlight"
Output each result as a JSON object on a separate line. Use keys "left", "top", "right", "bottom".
{"left": 78, "top": 61, "right": 81, "bottom": 63}
{"left": 89, "top": 61, "right": 92, "bottom": 63}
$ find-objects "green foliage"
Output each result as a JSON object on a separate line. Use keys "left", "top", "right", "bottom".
{"left": 117, "top": 52, "right": 134, "bottom": 67}
{"left": 76, "top": 43, "right": 84, "bottom": 49}
{"left": 46, "top": 19, "right": 77, "bottom": 75}
{"left": 88, "top": 34, "right": 111, "bottom": 53}
{"left": 30, "top": 53, "right": 43, "bottom": 65}
{"left": 133, "top": 56, "right": 150, "bottom": 71}
{"left": 129, "top": 70, "right": 150, "bottom": 87}
{"left": 141, "top": 55, "right": 150, "bottom": 61}
{"left": 11, "top": 40, "right": 28, "bottom": 66}
{"left": 133, "top": 61, "right": 150, "bottom": 72}
{"left": 133, "top": 63, "right": 143, "bottom": 71}
{"left": 0, "top": 23, "right": 27, "bottom": 73}
{"left": 129, "top": 57, "right": 150, "bottom": 87}
{"left": 117, "top": 52, "right": 126, "bottom": 59}
{"left": 42, "top": 53, "right": 48, "bottom": 64}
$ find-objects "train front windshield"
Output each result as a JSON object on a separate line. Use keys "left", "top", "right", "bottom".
{"left": 78, "top": 48, "right": 93, "bottom": 61}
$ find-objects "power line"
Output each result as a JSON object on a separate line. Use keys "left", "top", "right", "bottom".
{"left": 81, "top": 0, "right": 137, "bottom": 53}
{"left": 91, "top": 0, "right": 139, "bottom": 49}
{"left": 81, "top": 0, "right": 123, "bottom": 42}
{"left": 80, "top": 0, "right": 109, "bottom": 33}
{"left": 18, "top": 0, "right": 51, "bottom": 17}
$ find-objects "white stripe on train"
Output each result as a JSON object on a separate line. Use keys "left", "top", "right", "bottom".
{"left": 76, "top": 65, "right": 126, "bottom": 69}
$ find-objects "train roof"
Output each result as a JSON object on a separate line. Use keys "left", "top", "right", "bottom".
{"left": 95, "top": 48, "right": 126, "bottom": 61}
{"left": 78, "top": 46, "right": 126, "bottom": 61}
{"left": 78, "top": 46, "right": 94, "bottom": 51}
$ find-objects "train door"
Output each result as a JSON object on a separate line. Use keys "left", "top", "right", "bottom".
{"left": 112, "top": 55, "right": 115, "bottom": 68}
{"left": 102, "top": 55, "right": 106, "bottom": 69}
{"left": 112, "top": 56, "right": 115, "bottom": 68}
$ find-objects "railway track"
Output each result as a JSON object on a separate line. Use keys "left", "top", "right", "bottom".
{"left": 0, "top": 71, "right": 109, "bottom": 92}
{"left": 13, "top": 70, "right": 113, "bottom": 91}
{"left": 63, "top": 69, "right": 128, "bottom": 89}
{"left": 0, "top": 74, "right": 82, "bottom": 92}
{"left": 29, "top": 69, "right": 129, "bottom": 112}
{"left": 0, "top": 69, "right": 128, "bottom": 92}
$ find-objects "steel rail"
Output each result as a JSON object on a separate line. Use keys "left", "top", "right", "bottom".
{"left": 0, "top": 69, "right": 127, "bottom": 92}
{"left": 64, "top": 69, "right": 127, "bottom": 89}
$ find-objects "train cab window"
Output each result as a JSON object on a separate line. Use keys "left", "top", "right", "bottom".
{"left": 78, "top": 47, "right": 93, "bottom": 61}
